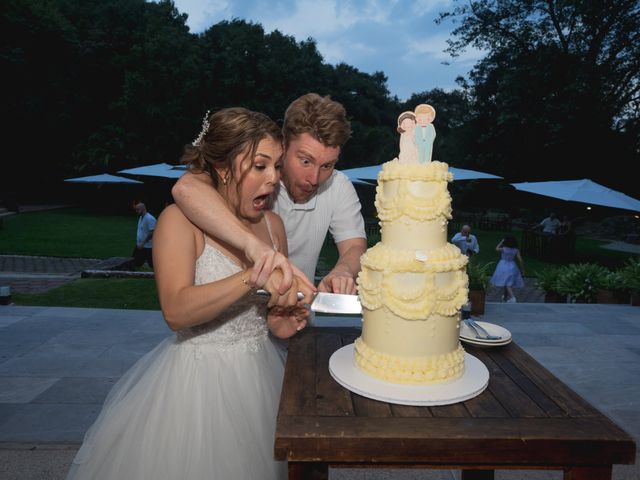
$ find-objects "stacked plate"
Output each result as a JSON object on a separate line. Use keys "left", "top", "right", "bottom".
{"left": 459, "top": 320, "right": 512, "bottom": 347}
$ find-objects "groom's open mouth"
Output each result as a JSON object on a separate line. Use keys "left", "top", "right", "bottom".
{"left": 298, "top": 185, "right": 317, "bottom": 198}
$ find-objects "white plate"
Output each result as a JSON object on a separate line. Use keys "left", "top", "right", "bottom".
{"left": 460, "top": 336, "right": 512, "bottom": 348}
{"left": 329, "top": 344, "right": 489, "bottom": 406}
{"left": 460, "top": 320, "right": 512, "bottom": 344}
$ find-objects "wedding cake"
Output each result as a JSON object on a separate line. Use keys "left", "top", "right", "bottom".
{"left": 354, "top": 105, "right": 469, "bottom": 385}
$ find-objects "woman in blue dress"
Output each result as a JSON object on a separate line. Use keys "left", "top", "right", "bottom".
{"left": 490, "top": 235, "right": 525, "bottom": 303}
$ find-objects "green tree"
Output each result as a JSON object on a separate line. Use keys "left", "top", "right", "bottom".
{"left": 197, "top": 20, "right": 328, "bottom": 118}
{"left": 106, "top": 0, "right": 200, "bottom": 169}
{"left": 439, "top": 0, "right": 640, "bottom": 193}
{"left": 1, "top": 4, "right": 405, "bottom": 202}
{"left": 325, "top": 64, "right": 399, "bottom": 167}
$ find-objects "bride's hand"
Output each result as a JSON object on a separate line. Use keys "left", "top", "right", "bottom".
{"left": 262, "top": 270, "right": 315, "bottom": 307}
{"left": 245, "top": 237, "right": 315, "bottom": 295}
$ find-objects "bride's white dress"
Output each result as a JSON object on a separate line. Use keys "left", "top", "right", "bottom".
{"left": 67, "top": 243, "right": 286, "bottom": 479}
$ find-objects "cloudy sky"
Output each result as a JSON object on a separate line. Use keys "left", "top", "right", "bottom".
{"left": 168, "top": 0, "right": 485, "bottom": 100}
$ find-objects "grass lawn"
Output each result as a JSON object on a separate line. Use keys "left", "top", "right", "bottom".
{"left": 14, "top": 278, "right": 160, "bottom": 310}
{"left": 0, "top": 207, "right": 136, "bottom": 258}
{"left": 6, "top": 207, "right": 636, "bottom": 309}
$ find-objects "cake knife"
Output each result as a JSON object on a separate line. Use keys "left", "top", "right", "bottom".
{"left": 255, "top": 290, "right": 362, "bottom": 315}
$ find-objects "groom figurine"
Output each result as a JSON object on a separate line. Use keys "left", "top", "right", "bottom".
{"left": 414, "top": 104, "right": 436, "bottom": 164}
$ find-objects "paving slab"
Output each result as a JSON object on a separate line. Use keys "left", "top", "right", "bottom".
{"left": 0, "top": 377, "right": 60, "bottom": 403}
{"left": 32, "top": 377, "right": 118, "bottom": 405}
{"left": 0, "top": 303, "right": 637, "bottom": 480}
{"left": 0, "top": 404, "right": 100, "bottom": 442}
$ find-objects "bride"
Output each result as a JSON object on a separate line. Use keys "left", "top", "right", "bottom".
{"left": 66, "top": 108, "right": 312, "bottom": 479}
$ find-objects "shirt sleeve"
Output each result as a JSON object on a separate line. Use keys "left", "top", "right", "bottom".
{"left": 328, "top": 171, "right": 366, "bottom": 244}
{"left": 147, "top": 215, "right": 157, "bottom": 231}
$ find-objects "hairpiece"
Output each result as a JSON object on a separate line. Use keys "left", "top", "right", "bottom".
{"left": 191, "top": 110, "right": 210, "bottom": 147}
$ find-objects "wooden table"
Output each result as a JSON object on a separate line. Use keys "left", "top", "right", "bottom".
{"left": 275, "top": 328, "right": 636, "bottom": 480}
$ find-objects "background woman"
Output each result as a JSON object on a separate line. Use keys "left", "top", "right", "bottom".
{"left": 490, "top": 234, "right": 525, "bottom": 303}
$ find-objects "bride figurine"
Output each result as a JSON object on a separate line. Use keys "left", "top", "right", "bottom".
{"left": 397, "top": 111, "right": 419, "bottom": 164}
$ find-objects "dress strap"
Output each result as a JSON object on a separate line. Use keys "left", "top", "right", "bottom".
{"left": 263, "top": 213, "right": 278, "bottom": 251}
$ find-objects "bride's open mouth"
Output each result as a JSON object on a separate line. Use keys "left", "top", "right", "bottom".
{"left": 252, "top": 193, "right": 271, "bottom": 210}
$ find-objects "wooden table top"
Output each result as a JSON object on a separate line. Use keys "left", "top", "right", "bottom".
{"left": 275, "top": 327, "right": 636, "bottom": 469}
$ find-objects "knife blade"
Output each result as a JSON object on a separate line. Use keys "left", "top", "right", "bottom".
{"left": 255, "top": 290, "right": 362, "bottom": 315}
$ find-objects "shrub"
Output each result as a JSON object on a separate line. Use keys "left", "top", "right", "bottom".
{"left": 595, "top": 270, "right": 624, "bottom": 291}
{"left": 555, "top": 263, "right": 610, "bottom": 303}
{"left": 535, "top": 267, "right": 562, "bottom": 292}
{"left": 619, "top": 257, "right": 640, "bottom": 293}
{"left": 467, "top": 259, "right": 494, "bottom": 291}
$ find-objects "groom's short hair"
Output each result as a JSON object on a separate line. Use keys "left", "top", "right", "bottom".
{"left": 283, "top": 93, "right": 351, "bottom": 149}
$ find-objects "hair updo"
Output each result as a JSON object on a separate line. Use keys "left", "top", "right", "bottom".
{"left": 182, "top": 107, "right": 282, "bottom": 188}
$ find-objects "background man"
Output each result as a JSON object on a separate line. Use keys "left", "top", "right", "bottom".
{"left": 133, "top": 202, "right": 156, "bottom": 269}
{"left": 536, "top": 212, "right": 561, "bottom": 235}
{"left": 451, "top": 224, "right": 480, "bottom": 257}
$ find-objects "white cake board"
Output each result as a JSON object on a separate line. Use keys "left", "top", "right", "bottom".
{"left": 329, "top": 344, "right": 489, "bottom": 406}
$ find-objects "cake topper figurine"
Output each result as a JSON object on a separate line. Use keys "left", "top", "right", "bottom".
{"left": 397, "top": 111, "right": 419, "bottom": 164}
{"left": 414, "top": 104, "right": 436, "bottom": 163}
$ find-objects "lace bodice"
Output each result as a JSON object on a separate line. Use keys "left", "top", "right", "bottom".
{"left": 176, "top": 243, "right": 269, "bottom": 348}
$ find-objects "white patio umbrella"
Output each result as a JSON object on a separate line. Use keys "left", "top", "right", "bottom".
{"left": 511, "top": 179, "right": 640, "bottom": 213}
{"left": 341, "top": 165, "right": 502, "bottom": 183}
{"left": 64, "top": 173, "right": 143, "bottom": 184}
{"left": 118, "top": 163, "right": 185, "bottom": 179}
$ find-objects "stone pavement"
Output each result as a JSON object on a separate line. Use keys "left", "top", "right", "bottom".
{"left": 0, "top": 255, "right": 102, "bottom": 295}
{"left": 0, "top": 255, "right": 137, "bottom": 295}
{"left": 0, "top": 302, "right": 638, "bottom": 480}
{"left": 485, "top": 276, "right": 544, "bottom": 303}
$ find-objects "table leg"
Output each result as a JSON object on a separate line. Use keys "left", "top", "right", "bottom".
{"left": 461, "top": 470, "right": 494, "bottom": 480}
{"left": 288, "top": 462, "right": 328, "bottom": 480}
{"left": 564, "top": 466, "right": 612, "bottom": 480}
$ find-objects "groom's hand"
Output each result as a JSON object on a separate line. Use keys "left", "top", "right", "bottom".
{"left": 318, "top": 270, "right": 357, "bottom": 295}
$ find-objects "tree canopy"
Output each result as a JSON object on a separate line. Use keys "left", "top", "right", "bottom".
{"left": 1, "top": 0, "right": 637, "bottom": 203}
{"left": 439, "top": 0, "right": 640, "bottom": 191}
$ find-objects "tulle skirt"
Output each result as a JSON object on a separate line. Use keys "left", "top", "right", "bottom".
{"left": 67, "top": 335, "right": 286, "bottom": 480}
{"left": 490, "top": 259, "right": 525, "bottom": 288}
